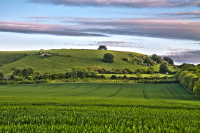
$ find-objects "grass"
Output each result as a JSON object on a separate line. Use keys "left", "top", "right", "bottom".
{"left": 0, "top": 83, "right": 200, "bottom": 132}
{"left": 0, "top": 49, "right": 179, "bottom": 77}
{"left": 0, "top": 83, "right": 198, "bottom": 100}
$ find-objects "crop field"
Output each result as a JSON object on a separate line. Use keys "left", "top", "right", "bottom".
{"left": 0, "top": 83, "right": 200, "bottom": 132}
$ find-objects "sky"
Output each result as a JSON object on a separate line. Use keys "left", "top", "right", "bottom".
{"left": 0, "top": 0, "right": 200, "bottom": 65}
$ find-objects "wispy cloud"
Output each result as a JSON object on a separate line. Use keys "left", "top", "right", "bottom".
{"left": 162, "top": 49, "right": 200, "bottom": 64}
{"left": 158, "top": 11, "right": 200, "bottom": 20}
{"left": 0, "top": 21, "right": 106, "bottom": 37}
{"left": 27, "top": 0, "right": 200, "bottom": 8}
{"left": 65, "top": 41, "right": 144, "bottom": 48}
{"left": 1, "top": 18, "right": 200, "bottom": 41}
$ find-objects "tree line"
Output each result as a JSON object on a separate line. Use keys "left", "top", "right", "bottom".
{"left": 0, "top": 65, "right": 176, "bottom": 85}
{"left": 175, "top": 64, "right": 200, "bottom": 96}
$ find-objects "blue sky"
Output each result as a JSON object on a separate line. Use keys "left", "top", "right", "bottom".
{"left": 0, "top": 0, "right": 200, "bottom": 65}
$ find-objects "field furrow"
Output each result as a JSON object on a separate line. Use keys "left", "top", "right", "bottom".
{"left": 104, "top": 84, "right": 124, "bottom": 98}
{"left": 0, "top": 83, "right": 198, "bottom": 101}
{"left": 143, "top": 85, "right": 150, "bottom": 100}
{"left": 169, "top": 85, "right": 187, "bottom": 100}
{"left": 70, "top": 84, "right": 103, "bottom": 96}
{"left": 164, "top": 86, "right": 179, "bottom": 99}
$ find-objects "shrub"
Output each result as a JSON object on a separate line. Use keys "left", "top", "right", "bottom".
{"left": 122, "top": 75, "right": 128, "bottom": 79}
{"left": 100, "top": 75, "right": 106, "bottom": 79}
{"left": 193, "top": 79, "right": 200, "bottom": 95}
{"left": 122, "top": 57, "right": 129, "bottom": 61}
{"left": 0, "top": 72, "right": 4, "bottom": 80}
{"left": 159, "top": 63, "right": 171, "bottom": 74}
{"left": 24, "top": 52, "right": 28, "bottom": 56}
{"left": 110, "top": 75, "right": 117, "bottom": 79}
{"left": 103, "top": 53, "right": 114, "bottom": 63}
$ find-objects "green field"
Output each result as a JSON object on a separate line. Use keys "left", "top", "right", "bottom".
{"left": 0, "top": 49, "right": 178, "bottom": 77}
{"left": 0, "top": 83, "right": 196, "bottom": 100}
{"left": 0, "top": 83, "right": 200, "bottom": 132}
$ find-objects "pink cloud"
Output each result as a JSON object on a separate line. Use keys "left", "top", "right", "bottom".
{"left": 27, "top": 0, "right": 200, "bottom": 8}
{"left": 1, "top": 18, "right": 200, "bottom": 41}
{"left": 0, "top": 21, "right": 106, "bottom": 37}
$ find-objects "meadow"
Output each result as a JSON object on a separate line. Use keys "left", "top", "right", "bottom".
{"left": 0, "top": 83, "right": 200, "bottom": 132}
{"left": 0, "top": 49, "right": 178, "bottom": 77}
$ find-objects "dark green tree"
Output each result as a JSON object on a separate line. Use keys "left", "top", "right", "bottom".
{"left": 144, "top": 57, "right": 154, "bottom": 66}
{"left": 110, "top": 75, "right": 117, "bottom": 79}
{"left": 0, "top": 72, "right": 4, "bottom": 80}
{"left": 159, "top": 63, "right": 171, "bottom": 73}
{"left": 22, "top": 68, "right": 34, "bottom": 76}
{"left": 147, "top": 68, "right": 154, "bottom": 74}
{"left": 163, "top": 57, "right": 174, "bottom": 65}
{"left": 13, "top": 67, "right": 22, "bottom": 75}
{"left": 98, "top": 45, "right": 107, "bottom": 50}
{"left": 103, "top": 53, "right": 114, "bottom": 63}
{"left": 151, "top": 54, "right": 162, "bottom": 63}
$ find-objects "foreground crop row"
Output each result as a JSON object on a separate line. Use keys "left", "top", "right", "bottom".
{"left": 1, "top": 99, "right": 200, "bottom": 132}
{"left": 0, "top": 83, "right": 199, "bottom": 132}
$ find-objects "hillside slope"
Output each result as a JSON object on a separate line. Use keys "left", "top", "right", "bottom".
{"left": 0, "top": 49, "right": 177, "bottom": 76}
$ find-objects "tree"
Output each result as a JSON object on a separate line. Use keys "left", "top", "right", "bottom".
{"left": 147, "top": 68, "right": 154, "bottom": 74}
{"left": 151, "top": 54, "right": 162, "bottom": 63}
{"left": 110, "top": 75, "right": 117, "bottom": 79}
{"left": 159, "top": 63, "right": 171, "bottom": 73}
{"left": 163, "top": 57, "right": 174, "bottom": 65}
{"left": 144, "top": 57, "right": 153, "bottom": 66}
{"left": 98, "top": 45, "right": 107, "bottom": 50}
{"left": 193, "top": 79, "right": 200, "bottom": 95}
{"left": 103, "top": 53, "right": 114, "bottom": 63}
{"left": 22, "top": 67, "right": 34, "bottom": 76}
{"left": 13, "top": 67, "right": 22, "bottom": 75}
{"left": 0, "top": 72, "right": 4, "bottom": 80}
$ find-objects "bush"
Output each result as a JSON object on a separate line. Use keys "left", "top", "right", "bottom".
{"left": 110, "top": 75, "right": 117, "bottom": 79}
{"left": 122, "top": 75, "right": 128, "bottom": 79}
{"left": 193, "top": 79, "right": 200, "bottom": 95}
{"left": 0, "top": 72, "right": 4, "bottom": 80}
{"left": 103, "top": 53, "right": 114, "bottom": 63}
{"left": 100, "top": 75, "right": 106, "bottom": 79}
{"left": 159, "top": 63, "right": 171, "bottom": 74}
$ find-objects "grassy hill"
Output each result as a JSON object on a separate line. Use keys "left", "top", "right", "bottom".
{"left": 0, "top": 49, "right": 178, "bottom": 77}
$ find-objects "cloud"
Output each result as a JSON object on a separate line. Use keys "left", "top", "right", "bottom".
{"left": 161, "top": 49, "right": 200, "bottom": 65}
{"left": 66, "top": 41, "right": 144, "bottom": 48}
{"left": 1, "top": 18, "right": 200, "bottom": 41}
{"left": 27, "top": 16, "right": 200, "bottom": 41}
{"left": 158, "top": 11, "right": 200, "bottom": 19}
{"left": 0, "top": 21, "right": 106, "bottom": 37}
{"left": 65, "top": 41, "right": 144, "bottom": 48}
{"left": 73, "top": 19, "right": 200, "bottom": 41}
{"left": 27, "top": 0, "right": 200, "bottom": 8}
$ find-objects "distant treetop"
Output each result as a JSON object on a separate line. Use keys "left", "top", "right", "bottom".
{"left": 98, "top": 45, "right": 107, "bottom": 50}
